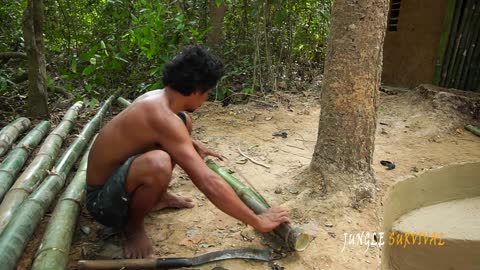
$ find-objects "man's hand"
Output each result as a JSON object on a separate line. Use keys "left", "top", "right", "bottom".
{"left": 193, "top": 140, "right": 224, "bottom": 160}
{"left": 254, "top": 207, "right": 290, "bottom": 233}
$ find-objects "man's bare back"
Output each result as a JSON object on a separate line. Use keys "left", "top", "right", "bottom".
{"left": 87, "top": 89, "right": 186, "bottom": 186}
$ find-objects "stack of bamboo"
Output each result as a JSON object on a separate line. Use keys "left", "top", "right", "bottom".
{"left": 0, "top": 95, "right": 311, "bottom": 270}
{"left": 0, "top": 96, "right": 115, "bottom": 270}
{"left": 0, "top": 117, "right": 32, "bottom": 157}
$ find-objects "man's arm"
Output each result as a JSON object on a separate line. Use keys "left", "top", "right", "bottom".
{"left": 182, "top": 112, "right": 223, "bottom": 160}
{"left": 157, "top": 116, "right": 288, "bottom": 232}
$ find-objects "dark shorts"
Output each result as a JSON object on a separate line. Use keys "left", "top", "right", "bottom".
{"left": 86, "top": 155, "right": 137, "bottom": 229}
{"left": 85, "top": 112, "right": 188, "bottom": 229}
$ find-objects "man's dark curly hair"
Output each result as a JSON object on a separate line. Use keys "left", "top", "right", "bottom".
{"left": 162, "top": 45, "right": 224, "bottom": 96}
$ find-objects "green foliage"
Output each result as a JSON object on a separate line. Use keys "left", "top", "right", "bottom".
{"left": 20, "top": 0, "right": 204, "bottom": 100}
{"left": 0, "top": 0, "right": 331, "bottom": 102}
{"left": 0, "top": 75, "right": 9, "bottom": 94}
{"left": 0, "top": 0, "right": 25, "bottom": 51}
{"left": 218, "top": 0, "right": 332, "bottom": 98}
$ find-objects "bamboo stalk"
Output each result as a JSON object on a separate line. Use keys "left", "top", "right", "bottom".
{"left": 458, "top": 3, "right": 480, "bottom": 89}
{"left": 31, "top": 135, "right": 96, "bottom": 270}
{"left": 465, "top": 124, "right": 480, "bottom": 136}
{"left": 206, "top": 159, "right": 270, "bottom": 207}
{"left": 0, "top": 96, "right": 114, "bottom": 270}
{"left": 447, "top": 0, "right": 473, "bottom": 88}
{"left": 206, "top": 159, "right": 312, "bottom": 251}
{"left": 466, "top": 33, "right": 480, "bottom": 90}
{"left": 0, "top": 121, "right": 51, "bottom": 202}
{"left": 440, "top": 0, "right": 464, "bottom": 86}
{"left": 454, "top": 0, "right": 478, "bottom": 89}
{"left": 116, "top": 97, "right": 131, "bottom": 108}
{"left": 433, "top": 0, "right": 457, "bottom": 85}
{"left": 0, "top": 117, "right": 31, "bottom": 157}
{"left": 0, "top": 101, "right": 84, "bottom": 233}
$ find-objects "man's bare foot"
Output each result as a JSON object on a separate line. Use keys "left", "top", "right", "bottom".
{"left": 124, "top": 227, "right": 153, "bottom": 259}
{"left": 153, "top": 192, "right": 195, "bottom": 211}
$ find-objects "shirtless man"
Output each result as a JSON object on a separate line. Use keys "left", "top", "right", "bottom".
{"left": 86, "top": 46, "right": 289, "bottom": 259}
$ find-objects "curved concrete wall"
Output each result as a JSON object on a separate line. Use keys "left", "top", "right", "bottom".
{"left": 381, "top": 162, "right": 480, "bottom": 270}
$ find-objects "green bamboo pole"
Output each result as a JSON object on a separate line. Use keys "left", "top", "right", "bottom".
{"left": 206, "top": 159, "right": 312, "bottom": 251}
{"left": 433, "top": 0, "right": 457, "bottom": 85}
{"left": 465, "top": 124, "right": 480, "bottom": 137}
{"left": 447, "top": 0, "right": 473, "bottom": 88}
{"left": 206, "top": 160, "right": 270, "bottom": 207}
{"left": 440, "top": 0, "right": 463, "bottom": 86}
{"left": 0, "top": 101, "right": 84, "bottom": 233}
{"left": 454, "top": 0, "right": 478, "bottom": 89}
{"left": 116, "top": 97, "right": 131, "bottom": 107}
{"left": 31, "top": 136, "right": 96, "bottom": 270}
{"left": 466, "top": 34, "right": 480, "bottom": 90}
{"left": 0, "top": 117, "right": 31, "bottom": 157}
{"left": 459, "top": 4, "right": 480, "bottom": 89}
{"left": 0, "top": 121, "right": 51, "bottom": 202}
{"left": 0, "top": 96, "right": 114, "bottom": 270}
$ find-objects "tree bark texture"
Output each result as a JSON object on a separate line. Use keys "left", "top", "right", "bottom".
{"left": 207, "top": 0, "right": 227, "bottom": 52}
{"left": 22, "top": 0, "right": 49, "bottom": 118}
{"left": 310, "top": 0, "right": 389, "bottom": 202}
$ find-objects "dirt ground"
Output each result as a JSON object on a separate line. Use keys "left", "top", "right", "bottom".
{"left": 13, "top": 86, "right": 480, "bottom": 270}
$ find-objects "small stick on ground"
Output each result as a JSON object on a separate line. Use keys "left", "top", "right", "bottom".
{"left": 252, "top": 99, "right": 278, "bottom": 108}
{"left": 279, "top": 149, "right": 311, "bottom": 159}
{"left": 237, "top": 147, "right": 270, "bottom": 169}
{"left": 286, "top": 144, "right": 304, "bottom": 150}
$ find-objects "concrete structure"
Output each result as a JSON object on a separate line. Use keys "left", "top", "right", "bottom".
{"left": 382, "top": 0, "right": 479, "bottom": 91}
{"left": 382, "top": 162, "right": 480, "bottom": 270}
{"left": 382, "top": 0, "right": 449, "bottom": 88}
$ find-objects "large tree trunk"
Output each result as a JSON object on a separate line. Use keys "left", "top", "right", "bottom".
{"left": 310, "top": 0, "right": 389, "bottom": 205}
{"left": 207, "top": 0, "right": 227, "bottom": 52}
{"left": 22, "top": 0, "right": 49, "bottom": 118}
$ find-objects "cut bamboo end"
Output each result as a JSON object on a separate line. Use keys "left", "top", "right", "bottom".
{"left": 288, "top": 227, "right": 312, "bottom": 251}
{"left": 0, "top": 117, "right": 31, "bottom": 157}
{"left": 116, "top": 97, "right": 131, "bottom": 108}
{"left": 465, "top": 124, "right": 480, "bottom": 137}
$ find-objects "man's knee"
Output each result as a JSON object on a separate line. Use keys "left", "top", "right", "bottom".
{"left": 143, "top": 150, "right": 173, "bottom": 181}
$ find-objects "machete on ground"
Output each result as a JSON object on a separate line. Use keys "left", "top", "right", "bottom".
{"left": 78, "top": 248, "right": 273, "bottom": 270}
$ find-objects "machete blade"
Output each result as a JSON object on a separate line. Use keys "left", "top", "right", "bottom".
{"left": 191, "top": 248, "right": 271, "bottom": 266}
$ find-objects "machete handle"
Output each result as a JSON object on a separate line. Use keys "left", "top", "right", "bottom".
{"left": 78, "top": 259, "right": 157, "bottom": 270}
{"left": 78, "top": 258, "right": 193, "bottom": 270}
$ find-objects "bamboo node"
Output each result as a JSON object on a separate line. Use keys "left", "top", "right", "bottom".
{"left": 47, "top": 132, "right": 67, "bottom": 140}
{"left": 0, "top": 169, "right": 15, "bottom": 178}
{"left": 61, "top": 196, "right": 84, "bottom": 205}
{"left": 63, "top": 118, "right": 76, "bottom": 126}
{"left": 35, "top": 246, "right": 67, "bottom": 259}
{"left": 14, "top": 143, "right": 32, "bottom": 151}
